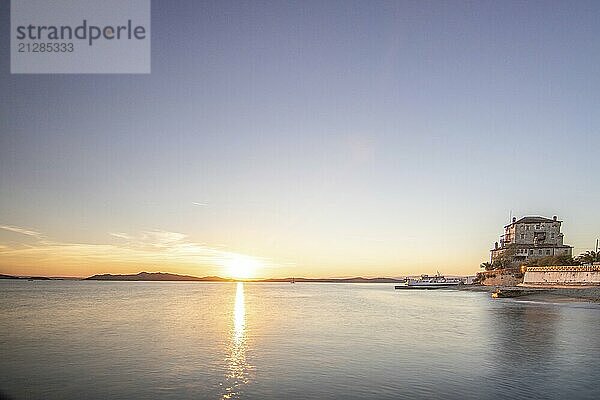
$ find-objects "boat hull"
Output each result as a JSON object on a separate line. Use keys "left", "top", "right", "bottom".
{"left": 394, "top": 273, "right": 464, "bottom": 290}
{"left": 394, "top": 284, "right": 460, "bottom": 290}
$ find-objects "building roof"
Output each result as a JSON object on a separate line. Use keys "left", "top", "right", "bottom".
{"left": 504, "top": 216, "right": 560, "bottom": 228}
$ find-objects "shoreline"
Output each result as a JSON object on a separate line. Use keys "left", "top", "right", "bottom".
{"left": 459, "top": 284, "right": 600, "bottom": 303}
{"left": 4, "top": 274, "right": 600, "bottom": 303}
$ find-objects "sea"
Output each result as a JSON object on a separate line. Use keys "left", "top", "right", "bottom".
{"left": 1, "top": 280, "right": 599, "bottom": 400}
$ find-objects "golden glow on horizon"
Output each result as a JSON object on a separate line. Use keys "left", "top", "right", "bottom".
{"left": 0, "top": 226, "right": 277, "bottom": 278}
{"left": 0, "top": 224, "right": 489, "bottom": 277}
{"left": 224, "top": 254, "right": 261, "bottom": 279}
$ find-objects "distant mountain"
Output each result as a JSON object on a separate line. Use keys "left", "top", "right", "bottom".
{"left": 2, "top": 271, "right": 407, "bottom": 283}
{"left": 85, "top": 271, "right": 233, "bottom": 282}
{"left": 0, "top": 274, "right": 20, "bottom": 279}
{"left": 0, "top": 274, "right": 51, "bottom": 280}
{"left": 84, "top": 272, "right": 405, "bottom": 283}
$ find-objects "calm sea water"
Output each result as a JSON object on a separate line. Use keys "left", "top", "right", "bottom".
{"left": 1, "top": 281, "right": 599, "bottom": 400}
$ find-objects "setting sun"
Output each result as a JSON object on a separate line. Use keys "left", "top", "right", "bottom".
{"left": 224, "top": 255, "right": 261, "bottom": 279}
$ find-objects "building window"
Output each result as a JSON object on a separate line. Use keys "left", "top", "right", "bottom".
{"left": 535, "top": 224, "right": 541, "bottom": 230}
{"left": 538, "top": 250, "right": 542, "bottom": 255}
{"left": 520, "top": 234, "right": 525, "bottom": 239}
{"left": 529, "top": 250, "right": 534, "bottom": 255}
{"left": 546, "top": 250, "right": 551, "bottom": 255}
{"left": 551, "top": 233, "right": 555, "bottom": 239}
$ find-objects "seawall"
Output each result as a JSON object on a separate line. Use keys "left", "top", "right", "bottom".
{"left": 477, "top": 268, "right": 523, "bottom": 286}
{"left": 523, "top": 265, "right": 600, "bottom": 286}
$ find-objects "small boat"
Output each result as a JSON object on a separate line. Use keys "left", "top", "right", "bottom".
{"left": 395, "top": 272, "right": 463, "bottom": 289}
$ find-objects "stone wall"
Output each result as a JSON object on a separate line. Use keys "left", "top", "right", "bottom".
{"left": 477, "top": 269, "right": 523, "bottom": 286}
{"left": 523, "top": 265, "right": 600, "bottom": 286}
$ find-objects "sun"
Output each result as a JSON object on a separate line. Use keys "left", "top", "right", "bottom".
{"left": 225, "top": 254, "right": 261, "bottom": 279}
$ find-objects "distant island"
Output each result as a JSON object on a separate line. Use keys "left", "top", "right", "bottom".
{"left": 1, "top": 271, "right": 406, "bottom": 283}
{"left": 86, "top": 272, "right": 405, "bottom": 283}
{"left": 86, "top": 271, "right": 234, "bottom": 282}
{"left": 0, "top": 274, "right": 51, "bottom": 280}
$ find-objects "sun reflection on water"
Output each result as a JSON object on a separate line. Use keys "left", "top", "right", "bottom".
{"left": 233, "top": 282, "right": 245, "bottom": 345}
{"left": 222, "top": 282, "right": 251, "bottom": 399}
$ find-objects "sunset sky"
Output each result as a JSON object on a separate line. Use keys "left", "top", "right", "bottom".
{"left": 1, "top": 1, "right": 599, "bottom": 278}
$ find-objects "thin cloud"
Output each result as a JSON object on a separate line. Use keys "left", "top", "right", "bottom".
{"left": 192, "top": 202, "right": 208, "bottom": 206}
{"left": 0, "top": 225, "right": 43, "bottom": 238}
{"left": 109, "top": 232, "right": 132, "bottom": 240}
{"left": 0, "top": 227, "right": 270, "bottom": 275}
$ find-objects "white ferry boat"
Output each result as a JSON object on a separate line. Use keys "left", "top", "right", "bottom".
{"left": 395, "top": 272, "right": 463, "bottom": 289}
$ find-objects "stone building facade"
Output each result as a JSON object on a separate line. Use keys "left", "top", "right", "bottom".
{"left": 490, "top": 216, "right": 573, "bottom": 267}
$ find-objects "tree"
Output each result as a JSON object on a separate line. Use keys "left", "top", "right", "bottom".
{"left": 490, "top": 247, "right": 518, "bottom": 270}
{"left": 576, "top": 251, "right": 600, "bottom": 265}
{"left": 480, "top": 262, "right": 493, "bottom": 271}
{"left": 525, "top": 254, "right": 578, "bottom": 267}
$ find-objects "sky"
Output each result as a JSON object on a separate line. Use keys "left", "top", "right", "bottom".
{"left": 1, "top": 0, "right": 599, "bottom": 278}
